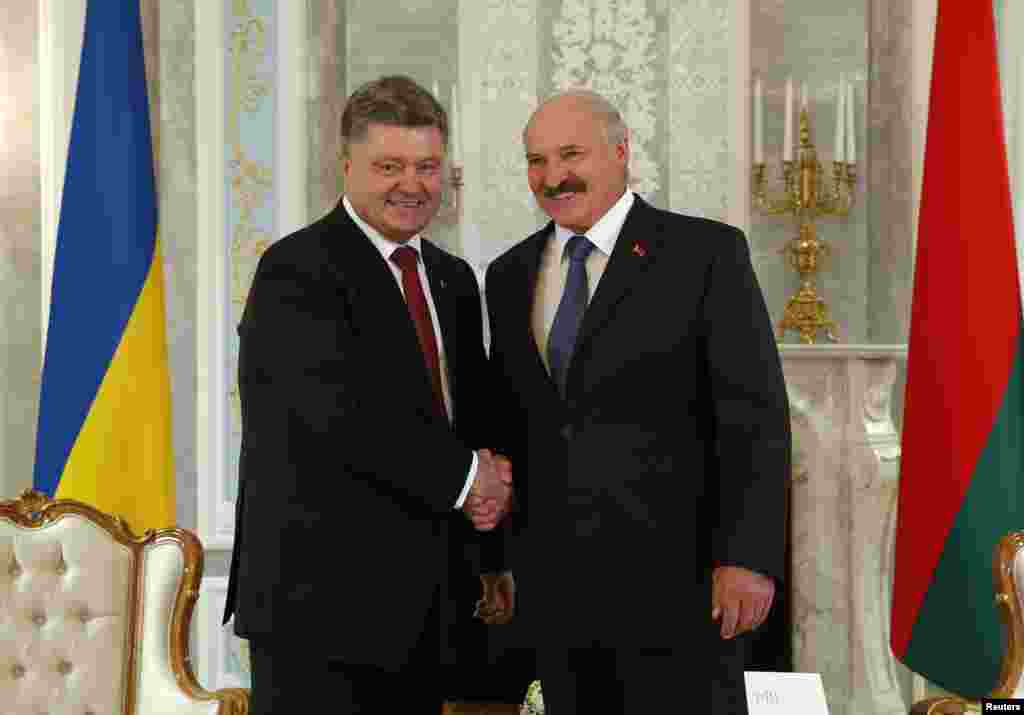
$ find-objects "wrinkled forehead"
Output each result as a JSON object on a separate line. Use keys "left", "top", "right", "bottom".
{"left": 524, "top": 100, "right": 606, "bottom": 151}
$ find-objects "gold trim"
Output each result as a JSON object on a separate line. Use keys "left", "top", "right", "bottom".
{"left": 910, "top": 530, "right": 1024, "bottom": 711}
{"left": 909, "top": 696, "right": 972, "bottom": 715}
{"left": 991, "top": 531, "right": 1024, "bottom": 698}
{"left": 0, "top": 491, "right": 249, "bottom": 715}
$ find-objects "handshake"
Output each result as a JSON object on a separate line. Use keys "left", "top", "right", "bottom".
{"left": 463, "top": 448, "right": 514, "bottom": 531}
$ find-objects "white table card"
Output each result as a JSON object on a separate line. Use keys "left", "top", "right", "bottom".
{"left": 744, "top": 672, "right": 830, "bottom": 715}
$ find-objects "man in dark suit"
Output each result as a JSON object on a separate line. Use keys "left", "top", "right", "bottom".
{"left": 222, "top": 75, "right": 514, "bottom": 714}
{"left": 484, "top": 91, "right": 790, "bottom": 713}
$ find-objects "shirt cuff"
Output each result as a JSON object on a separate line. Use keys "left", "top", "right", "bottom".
{"left": 454, "top": 450, "right": 478, "bottom": 509}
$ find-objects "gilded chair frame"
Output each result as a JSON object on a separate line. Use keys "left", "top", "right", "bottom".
{"left": 0, "top": 489, "right": 249, "bottom": 715}
{"left": 910, "top": 531, "right": 1024, "bottom": 714}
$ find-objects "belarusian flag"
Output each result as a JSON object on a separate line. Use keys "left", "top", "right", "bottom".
{"left": 890, "top": 0, "right": 1022, "bottom": 697}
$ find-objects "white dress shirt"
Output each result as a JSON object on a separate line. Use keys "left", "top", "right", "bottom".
{"left": 532, "top": 189, "right": 636, "bottom": 367}
{"left": 343, "top": 197, "right": 477, "bottom": 509}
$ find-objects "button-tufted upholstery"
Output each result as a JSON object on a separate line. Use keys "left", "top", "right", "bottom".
{"left": 0, "top": 490, "right": 249, "bottom": 715}
{"left": 909, "top": 531, "right": 1024, "bottom": 714}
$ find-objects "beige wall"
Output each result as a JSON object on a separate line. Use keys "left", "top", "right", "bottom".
{"left": 0, "top": 0, "right": 40, "bottom": 500}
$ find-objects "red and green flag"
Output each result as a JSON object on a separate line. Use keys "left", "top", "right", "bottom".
{"left": 891, "top": 0, "right": 1022, "bottom": 697}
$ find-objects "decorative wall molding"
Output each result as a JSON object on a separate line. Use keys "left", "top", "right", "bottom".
{"left": 196, "top": 0, "right": 280, "bottom": 551}
{"left": 195, "top": 576, "right": 251, "bottom": 690}
{"left": 780, "top": 344, "right": 909, "bottom": 715}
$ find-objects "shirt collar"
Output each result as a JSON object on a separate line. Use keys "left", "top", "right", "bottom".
{"left": 343, "top": 195, "right": 424, "bottom": 263}
{"left": 553, "top": 189, "right": 635, "bottom": 259}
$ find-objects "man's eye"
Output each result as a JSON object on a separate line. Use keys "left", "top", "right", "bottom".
{"left": 379, "top": 163, "right": 401, "bottom": 174}
{"left": 417, "top": 164, "right": 440, "bottom": 175}
{"left": 562, "top": 150, "right": 580, "bottom": 159}
{"left": 527, "top": 157, "right": 544, "bottom": 166}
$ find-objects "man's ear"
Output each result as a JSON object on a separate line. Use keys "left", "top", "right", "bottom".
{"left": 616, "top": 130, "right": 630, "bottom": 164}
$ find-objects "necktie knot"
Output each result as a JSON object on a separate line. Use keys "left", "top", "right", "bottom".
{"left": 566, "top": 235, "right": 595, "bottom": 264}
{"left": 390, "top": 244, "right": 419, "bottom": 272}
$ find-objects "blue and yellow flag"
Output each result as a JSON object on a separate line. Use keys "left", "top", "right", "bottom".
{"left": 33, "top": 0, "right": 174, "bottom": 532}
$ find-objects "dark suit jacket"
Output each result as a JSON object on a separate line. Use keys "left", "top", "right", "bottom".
{"left": 223, "top": 199, "right": 495, "bottom": 670}
{"left": 484, "top": 196, "right": 790, "bottom": 651}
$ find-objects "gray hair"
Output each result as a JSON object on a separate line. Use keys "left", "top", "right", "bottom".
{"left": 523, "top": 89, "right": 629, "bottom": 146}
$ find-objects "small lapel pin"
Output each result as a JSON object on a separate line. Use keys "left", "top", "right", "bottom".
{"left": 439, "top": 278, "right": 447, "bottom": 289}
{"left": 632, "top": 241, "right": 646, "bottom": 257}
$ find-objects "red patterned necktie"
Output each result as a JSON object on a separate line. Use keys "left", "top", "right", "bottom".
{"left": 390, "top": 245, "right": 447, "bottom": 420}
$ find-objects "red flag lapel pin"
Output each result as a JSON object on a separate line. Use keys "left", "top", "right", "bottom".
{"left": 632, "top": 241, "right": 647, "bottom": 257}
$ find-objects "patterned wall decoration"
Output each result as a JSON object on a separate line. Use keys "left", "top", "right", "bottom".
{"left": 550, "top": 0, "right": 663, "bottom": 200}
{"left": 225, "top": 0, "right": 275, "bottom": 504}
{"left": 669, "top": 0, "right": 732, "bottom": 222}
{"left": 461, "top": 0, "right": 543, "bottom": 267}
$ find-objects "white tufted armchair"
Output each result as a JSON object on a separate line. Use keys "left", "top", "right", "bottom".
{"left": 0, "top": 490, "right": 249, "bottom": 715}
{"left": 909, "top": 531, "right": 1024, "bottom": 714}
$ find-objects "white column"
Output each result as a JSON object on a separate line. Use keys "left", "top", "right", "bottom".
{"left": 195, "top": 0, "right": 228, "bottom": 549}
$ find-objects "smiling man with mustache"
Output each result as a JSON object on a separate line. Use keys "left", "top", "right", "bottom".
{"left": 483, "top": 90, "right": 791, "bottom": 713}
{"left": 224, "top": 75, "right": 514, "bottom": 714}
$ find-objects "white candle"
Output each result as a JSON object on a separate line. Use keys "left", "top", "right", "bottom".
{"left": 801, "top": 81, "right": 809, "bottom": 113}
{"left": 784, "top": 77, "right": 794, "bottom": 161}
{"left": 450, "top": 82, "right": 462, "bottom": 165}
{"left": 432, "top": 80, "right": 440, "bottom": 100}
{"left": 754, "top": 77, "right": 764, "bottom": 164}
{"left": 846, "top": 81, "right": 856, "bottom": 162}
{"left": 834, "top": 76, "right": 846, "bottom": 164}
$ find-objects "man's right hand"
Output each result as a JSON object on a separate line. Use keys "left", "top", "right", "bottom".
{"left": 463, "top": 449, "right": 513, "bottom": 531}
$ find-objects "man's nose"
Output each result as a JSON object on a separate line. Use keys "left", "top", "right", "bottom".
{"left": 540, "top": 160, "right": 569, "bottom": 189}
{"left": 395, "top": 166, "right": 426, "bottom": 191}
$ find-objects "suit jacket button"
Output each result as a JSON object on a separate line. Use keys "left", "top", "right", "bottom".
{"left": 561, "top": 424, "right": 573, "bottom": 440}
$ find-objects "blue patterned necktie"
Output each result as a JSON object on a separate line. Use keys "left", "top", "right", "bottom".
{"left": 547, "top": 235, "right": 595, "bottom": 396}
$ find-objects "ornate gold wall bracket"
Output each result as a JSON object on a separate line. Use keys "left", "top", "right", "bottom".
{"left": 753, "top": 109, "right": 857, "bottom": 344}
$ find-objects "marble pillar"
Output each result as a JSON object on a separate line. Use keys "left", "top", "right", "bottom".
{"left": 781, "top": 345, "right": 910, "bottom": 715}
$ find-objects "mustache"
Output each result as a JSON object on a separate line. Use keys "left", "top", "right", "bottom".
{"left": 542, "top": 178, "right": 587, "bottom": 198}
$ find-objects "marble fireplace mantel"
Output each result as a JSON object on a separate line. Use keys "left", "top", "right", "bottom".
{"left": 778, "top": 344, "right": 909, "bottom": 715}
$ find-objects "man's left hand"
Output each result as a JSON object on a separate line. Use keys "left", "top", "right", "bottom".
{"left": 711, "top": 565, "right": 774, "bottom": 639}
{"left": 475, "top": 572, "right": 515, "bottom": 625}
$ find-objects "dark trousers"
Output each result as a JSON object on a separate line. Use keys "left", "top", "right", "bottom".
{"left": 536, "top": 646, "right": 680, "bottom": 714}
{"left": 712, "top": 621, "right": 752, "bottom": 715}
{"left": 536, "top": 632, "right": 751, "bottom": 714}
{"left": 248, "top": 596, "right": 444, "bottom": 714}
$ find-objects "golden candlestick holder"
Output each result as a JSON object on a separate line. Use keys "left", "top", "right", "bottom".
{"left": 753, "top": 110, "right": 857, "bottom": 344}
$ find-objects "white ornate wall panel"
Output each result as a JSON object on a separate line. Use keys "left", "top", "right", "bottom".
{"left": 459, "top": 0, "right": 542, "bottom": 270}
{"left": 196, "top": 0, "right": 310, "bottom": 551}
{"left": 669, "top": 0, "right": 734, "bottom": 224}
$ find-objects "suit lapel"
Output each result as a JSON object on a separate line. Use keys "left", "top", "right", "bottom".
{"left": 322, "top": 203, "right": 444, "bottom": 420}
{"left": 420, "top": 239, "right": 457, "bottom": 418}
{"left": 574, "top": 197, "right": 662, "bottom": 360}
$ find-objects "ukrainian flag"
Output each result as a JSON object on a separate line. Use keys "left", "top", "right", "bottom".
{"left": 33, "top": 0, "right": 174, "bottom": 532}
